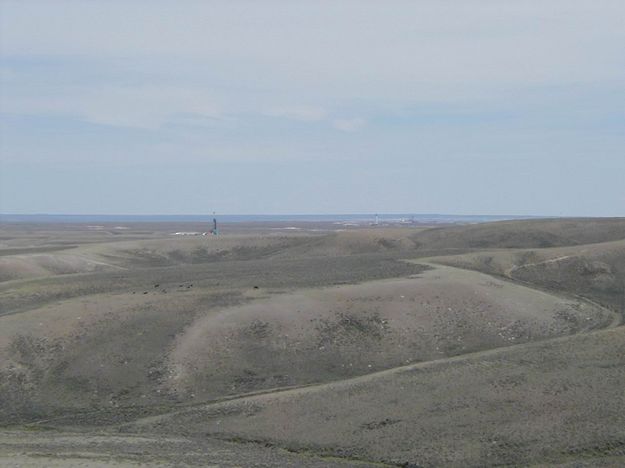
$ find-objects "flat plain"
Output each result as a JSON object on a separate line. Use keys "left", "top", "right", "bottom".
{"left": 1, "top": 218, "right": 624, "bottom": 467}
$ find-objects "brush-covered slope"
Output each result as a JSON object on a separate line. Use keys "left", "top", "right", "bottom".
{"left": 432, "top": 239, "right": 625, "bottom": 313}
{"left": 412, "top": 217, "right": 625, "bottom": 251}
{"left": 165, "top": 264, "right": 611, "bottom": 401}
{"left": 1, "top": 262, "right": 612, "bottom": 422}
{"left": 128, "top": 326, "right": 625, "bottom": 467}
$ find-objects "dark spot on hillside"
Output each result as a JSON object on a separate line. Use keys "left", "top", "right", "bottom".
{"left": 243, "top": 320, "right": 271, "bottom": 339}
{"left": 361, "top": 418, "right": 402, "bottom": 430}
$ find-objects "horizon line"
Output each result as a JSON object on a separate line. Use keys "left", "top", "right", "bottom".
{"left": 1, "top": 212, "right": 548, "bottom": 217}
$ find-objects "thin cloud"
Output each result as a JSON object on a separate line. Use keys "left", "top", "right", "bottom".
{"left": 1, "top": 1, "right": 624, "bottom": 214}
{"left": 263, "top": 107, "right": 328, "bottom": 122}
{"left": 2, "top": 84, "right": 222, "bottom": 130}
{"left": 332, "top": 118, "right": 366, "bottom": 132}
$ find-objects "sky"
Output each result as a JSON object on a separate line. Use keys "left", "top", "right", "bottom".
{"left": 1, "top": 1, "right": 624, "bottom": 216}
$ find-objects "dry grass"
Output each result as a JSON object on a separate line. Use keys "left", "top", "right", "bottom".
{"left": 130, "top": 326, "right": 625, "bottom": 467}
{"left": 1, "top": 218, "right": 625, "bottom": 466}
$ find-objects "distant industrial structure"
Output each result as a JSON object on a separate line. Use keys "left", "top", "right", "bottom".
{"left": 172, "top": 213, "right": 218, "bottom": 236}
{"left": 202, "top": 213, "right": 218, "bottom": 236}
{"left": 206, "top": 215, "right": 218, "bottom": 236}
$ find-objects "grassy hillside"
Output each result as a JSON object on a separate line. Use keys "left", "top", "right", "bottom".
{"left": 165, "top": 264, "right": 610, "bottom": 401}
{"left": 2, "top": 219, "right": 625, "bottom": 466}
{"left": 432, "top": 239, "right": 625, "bottom": 315}
{"left": 412, "top": 217, "right": 625, "bottom": 250}
{"left": 127, "top": 326, "right": 625, "bottom": 467}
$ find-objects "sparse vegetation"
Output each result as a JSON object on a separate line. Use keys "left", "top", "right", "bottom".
{"left": 1, "top": 219, "right": 625, "bottom": 466}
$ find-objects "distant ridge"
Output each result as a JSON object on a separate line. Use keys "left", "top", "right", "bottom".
{"left": 0, "top": 213, "right": 542, "bottom": 224}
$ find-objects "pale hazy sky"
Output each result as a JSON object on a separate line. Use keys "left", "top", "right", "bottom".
{"left": 1, "top": 1, "right": 624, "bottom": 215}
